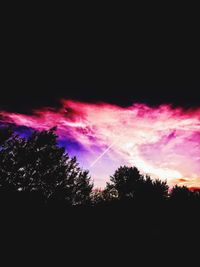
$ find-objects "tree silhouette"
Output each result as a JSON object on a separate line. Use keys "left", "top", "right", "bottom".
{"left": 106, "top": 166, "right": 169, "bottom": 204}
{"left": 91, "top": 189, "right": 105, "bottom": 205}
{"left": 0, "top": 126, "right": 13, "bottom": 146}
{"left": 193, "top": 189, "right": 200, "bottom": 201}
{"left": 71, "top": 170, "right": 93, "bottom": 206}
{"left": 0, "top": 127, "right": 93, "bottom": 207}
{"left": 136, "top": 176, "right": 169, "bottom": 202}
{"left": 103, "top": 183, "right": 119, "bottom": 201}
{"left": 107, "top": 166, "right": 144, "bottom": 200}
{"left": 169, "top": 185, "right": 192, "bottom": 202}
{"left": 91, "top": 185, "right": 119, "bottom": 207}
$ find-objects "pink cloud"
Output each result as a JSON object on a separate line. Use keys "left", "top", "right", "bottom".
{"left": 1, "top": 100, "right": 200, "bottom": 188}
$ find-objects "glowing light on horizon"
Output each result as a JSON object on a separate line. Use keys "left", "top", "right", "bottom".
{"left": 1, "top": 100, "right": 200, "bottom": 189}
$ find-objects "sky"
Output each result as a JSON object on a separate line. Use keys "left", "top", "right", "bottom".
{"left": 1, "top": 7, "right": 199, "bottom": 190}
{"left": 1, "top": 86, "right": 200, "bottom": 189}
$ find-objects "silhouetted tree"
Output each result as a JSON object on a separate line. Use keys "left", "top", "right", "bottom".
{"left": 0, "top": 127, "right": 93, "bottom": 207}
{"left": 72, "top": 170, "right": 93, "bottom": 206}
{"left": 106, "top": 166, "right": 169, "bottom": 204}
{"left": 136, "top": 176, "right": 169, "bottom": 202}
{"left": 107, "top": 166, "right": 144, "bottom": 200}
{"left": 91, "top": 189, "right": 105, "bottom": 205}
{"left": 91, "top": 184, "right": 118, "bottom": 207}
{"left": 0, "top": 126, "right": 13, "bottom": 146}
{"left": 103, "top": 183, "right": 118, "bottom": 201}
{"left": 193, "top": 189, "right": 200, "bottom": 201}
{"left": 170, "top": 185, "right": 192, "bottom": 202}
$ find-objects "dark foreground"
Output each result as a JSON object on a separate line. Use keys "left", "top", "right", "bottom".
{"left": 1, "top": 200, "right": 199, "bottom": 265}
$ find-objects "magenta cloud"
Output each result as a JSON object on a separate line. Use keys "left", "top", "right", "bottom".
{"left": 1, "top": 100, "right": 200, "bottom": 188}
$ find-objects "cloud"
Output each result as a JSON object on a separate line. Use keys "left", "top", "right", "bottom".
{"left": 1, "top": 100, "right": 200, "bottom": 188}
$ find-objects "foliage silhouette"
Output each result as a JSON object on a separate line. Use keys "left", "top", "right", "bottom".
{"left": 106, "top": 166, "right": 168, "bottom": 203}
{"left": 0, "top": 127, "right": 93, "bottom": 207}
{"left": 136, "top": 176, "right": 169, "bottom": 202}
{"left": 0, "top": 126, "right": 13, "bottom": 146}
{"left": 107, "top": 166, "right": 143, "bottom": 200}
{"left": 170, "top": 185, "right": 192, "bottom": 202}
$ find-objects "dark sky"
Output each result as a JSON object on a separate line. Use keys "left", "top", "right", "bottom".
{"left": 1, "top": 44, "right": 199, "bottom": 113}
{"left": 1, "top": 3, "right": 199, "bottom": 114}
{"left": 1, "top": 75, "right": 200, "bottom": 114}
